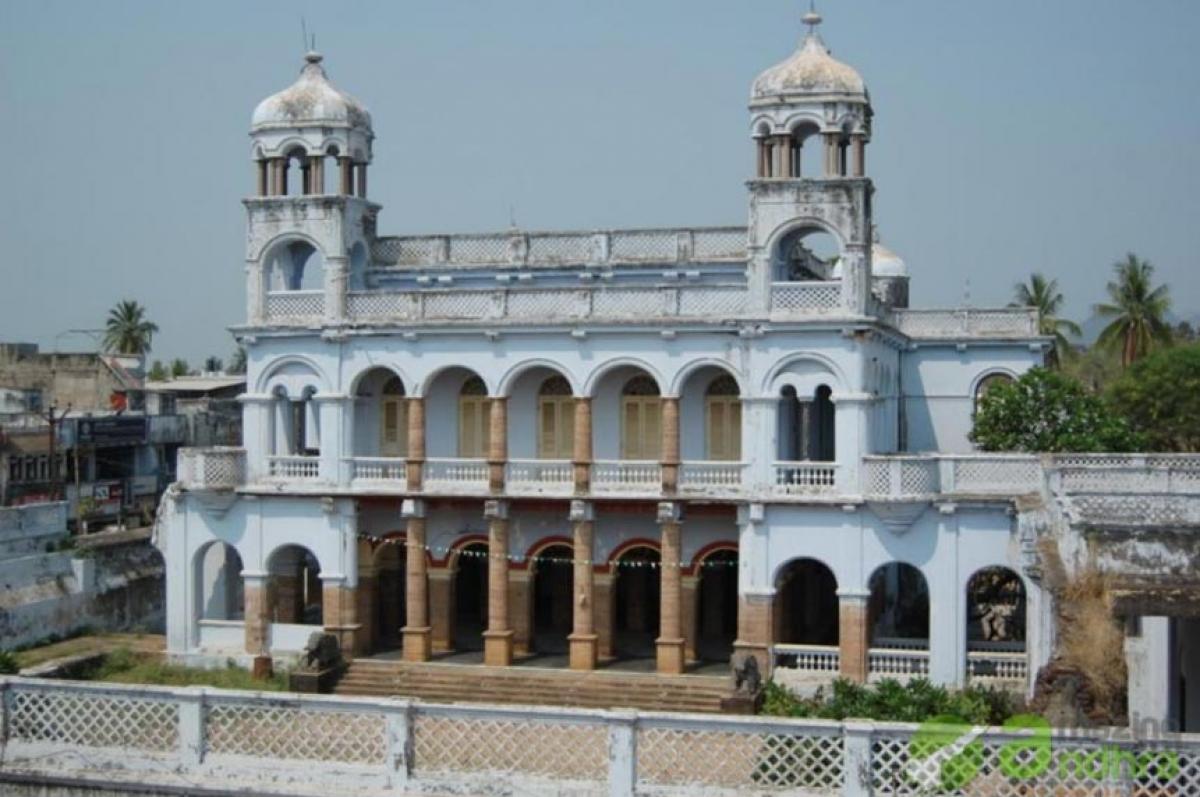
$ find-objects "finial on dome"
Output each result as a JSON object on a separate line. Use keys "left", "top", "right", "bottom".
{"left": 304, "top": 50, "right": 323, "bottom": 65}
{"left": 803, "top": 1, "right": 823, "bottom": 34}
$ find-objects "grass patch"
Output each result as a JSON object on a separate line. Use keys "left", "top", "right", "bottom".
{"left": 762, "top": 677, "right": 1016, "bottom": 725}
{"left": 88, "top": 648, "right": 287, "bottom": 692}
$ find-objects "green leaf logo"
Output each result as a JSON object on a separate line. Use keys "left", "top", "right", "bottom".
{"left": 909, "top": 715, "right": 985, "bottom": 791}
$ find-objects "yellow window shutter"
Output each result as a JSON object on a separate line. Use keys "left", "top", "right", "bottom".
{"left": 707, "top": 399, "right": 725, "bottom": 460}
{"left": 730, "top": 400, "right": 742, "bottom": 460}
{"left": 538, "top": 399, "right": 556, "bottom": 459}
{"left": 558, "top": 399, "right": 575, "bottom": 459}
{"left": 459, "top": 398, "right": 476, "bottom": 457}
{"left": 645, "top": 399, "right": 663, "bottom": 460}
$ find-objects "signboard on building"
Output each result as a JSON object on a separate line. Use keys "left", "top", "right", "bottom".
{"left": 75, "top": 417, "right": 147, "bottom": 447}
{"left": 92, "top": 480, "right": 124, "bottom": 513}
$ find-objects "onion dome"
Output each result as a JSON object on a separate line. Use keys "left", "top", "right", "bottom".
{"left": 751, "top": 12, "right": 867, "bottom": 102}
{"left": 832, "top": 243, "right": 908, "bottom": 279}
{"left": 252, "top": 52, "right": 372, "bottom": 132}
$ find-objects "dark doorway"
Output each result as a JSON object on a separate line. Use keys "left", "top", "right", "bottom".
{"left": 696, "top": 550, "right": 739, "bottom": 662}
{"left": 614, "top": 547, "right": 660, "bottom": 659}
{"left": 776, "top": 558, "right": 839, "bottom": 645}
{"left": 532, "top": 544, "right": 573, "bottom": 654}
{"left": 453, "top": 543, "right": 488, "bottom": 652}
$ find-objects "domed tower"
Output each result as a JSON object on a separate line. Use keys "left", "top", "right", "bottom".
{"left": 244, "top": 52, "right": 377, "bottom": 326}
{"left": 746, "top": 9, "right": 875, "bottom": 316}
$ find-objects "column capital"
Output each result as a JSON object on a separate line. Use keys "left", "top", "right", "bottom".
{"left": 737, "top": 503, "right": 765, "bottom": 525}
{"left": 656, "top": 501, "right": 683, "bottom": 524}
{"left": 484, "top": 499, "right": 509, "bottom": 520}
{"left": 401, "top": 498, "right": 426, "bottom": 519}
{"left": 569, "top": 500, "right": 594, "bottom": 522}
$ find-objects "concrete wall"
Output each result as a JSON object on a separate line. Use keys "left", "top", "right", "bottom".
{"left": 0, "top": 502, "right": 68, "bottom": 558}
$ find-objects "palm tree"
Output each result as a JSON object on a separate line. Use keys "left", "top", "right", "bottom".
{"left": 1010, "top": 273, "right": 1081, "bottom": 366}
{"left": 102, "top": 300, "right": 159, "bottom": 355}
{"left": 1095, "top": 254, "right": 1172, "bottom": 367}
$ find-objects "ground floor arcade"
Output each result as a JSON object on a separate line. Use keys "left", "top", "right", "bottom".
{"left": 172, "top": 494, "right": 1036, "bottom": 692}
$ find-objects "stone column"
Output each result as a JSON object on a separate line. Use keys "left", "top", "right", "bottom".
{"left": 661, "top": 397, "right": 680, "bottom": 494}
{"left": 339, "top": 157, "right": 353, "bottom": 196}
{"left": 428, "top": 568, "right": 454, "bottom": 653}
{"left": 681, "top": 574, "right": 699, "bottom": 664}
{"left": 272, "top": 574, "right": 301, "bottom": 623}
{"left": 355, "top": 562, "right": 378, "bottom": 656}
{"left": 851, "top": 135, "right": 866, "bottom": 177}
{"left": 406, "top": 397, "right": 425, "bottom": 490}
{"left": 573, "top": 397, "right": 592, "bottom": 494}
{"left": 402, "top": 499, "right": 432, "bottom": 661}
{"left": 595, "top": 572, "right": 615, "bottom": 661}
{"left": 568, "top": 500, "right": 598, "bottom": 670}
{"left": 256, "top": 160, "right": 269, "bottom": 197}
{"left": 734, "top": 591, "right": 774, "bottom": 677}
{"left": 488, "top": 397, "right": 507, "bottom": 493}
{"left": 838, "top": 591, "right": 871, "bottom": 683}
{"left": 824, "top": 134, "right": 838, "bottom": 178}
{"left": 243, "top": 574, "right": 271, "bottom": 660}
{"left": 274, "top": 158, "right": 288, "bottom": 195}
{"left": 756, "top": 139, "right": 767, "bottom": 178}
{"left": 656, "top": 502, "right": 685, "bottom": 675}
{"left": 322, "top": 577, "right": 359, "bottom": 658}
{"left": 310, "top": 156, "right": 324, "bottom": 194}
{"left": 483, "top": 500, "right": 513, "bottom": 666}
{"left": 509, "top": 570, "right": 532, "bottom": 657}
{"left": 779, "top": 136, "right": 793, "bottom": 179}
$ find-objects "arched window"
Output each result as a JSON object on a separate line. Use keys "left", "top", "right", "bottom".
{"left": 620, "top": 375, "right": 662, "bottom": 460}
{"left": 537, "top": 376, "right": 574, "bottom": 459}
{"left": 974, "top": 373, "right": 1014, "bottom": 415}
{"left": 868, "top": 563, "right": 930, "bottom": 647}
{"left": 705, "top": 375, "right": 741, "bottom": 461}
{"left": 381, "top": 377, "right": 407, "bottom": 457}
{"left": 773, "top": 227, "right": 841, "bottom": 282}
{"left": 458, "top": 376, "right": 490, "bottom": 458}
{"left": 776, "top": 384, "right": 835, "bottom": 462}
{"left": 283, "top": 147, "right": 308, "bottom": 197}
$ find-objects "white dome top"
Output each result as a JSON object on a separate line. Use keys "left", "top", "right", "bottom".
{"left": 752, "top": 30, "right": 867, "bottom": 102}
{"left": 252, "top": 52, "right": 372, "bottom": 132}
{"left": 831, "top": 243, "right": 908, "bottom": 279}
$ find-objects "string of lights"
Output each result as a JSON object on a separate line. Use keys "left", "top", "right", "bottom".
{"left": 358, "top": 533, "right": 739, "bottom": 569}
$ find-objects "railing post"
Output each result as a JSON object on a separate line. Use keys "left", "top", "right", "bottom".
{"left": 843, "top": 720, "right": 874, "bottom": 797}
{"left": 177, "top": 687, "right": 206, "bottom": 769}
{"left": 938, "top": 457, "right": 955, "bottom": 495}
{"left": 0, "top": 679, "right": 11, "bottom": 755}
{"left": 607, "top": 710, "right": 637, "bottom": 797}
{"left": 386, "top": 700, "right": 414, "bottom": 789}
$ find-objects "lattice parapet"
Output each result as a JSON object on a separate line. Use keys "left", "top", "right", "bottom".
{"left": 178, "top": 448, "right": 247, "bottom": 491}
{"left": 891, "top": 308, "right": 1040, "bottom": 339}
{"left": 412, "top": 711, "right": 608, "bottom": 784}
{"left": 7, "top": 684, "right": 179, "bottom": 752}
{"left": 770, "top": 282, "right": 842, "bottom": 315}
{"left": 206, "top": 700, "right": 387, "bottom": 765}
{"left": 637, "top": 719, "right": 844, "bottom": 793}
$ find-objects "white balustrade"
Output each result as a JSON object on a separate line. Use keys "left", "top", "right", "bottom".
{"left": 348, "top": 457, "right": 408, "bottom": 488}
{"left": 966, "top": 650, "right": 1029, "bottom": 685}
{"left": 265, "top": 455, "right": 320, "bottom": 481}
{"left": 772, "top": 644, "right": 841, "bottom": 674}
{"left": 592, "top": 461, "right": 662, "bottom": 493}
{"left": 679, "top": 461, "right": 745, "bottom": 494}
{"left": 867, "top": 646, "right": 930, "bottom": 680}
{"left": 772, "top": 462, "right": 838, "bottom": 495}
{"left": 891, "top": 307, "right": 1039, "bottom": 339}
{"left": 424, "top": 458, "right": 489, "bottom": 492}
{"left": 862, "top": 454, "right": 1042, "bottom": 498}
{"left": 506, "top": 459, "right": 574, "bottom": 495}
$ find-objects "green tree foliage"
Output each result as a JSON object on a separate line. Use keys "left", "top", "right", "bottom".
{"left": 203, "top": 356, "right": 224, "bottom": 374}
{"left": 228, "top": 347, "right": 247, "bottom": 375}
{"left": 146, "top": 360, "right": 168, "bottom": 382}
{"left": 1095, "top": 254, "right": 1172, "bottom": 367}
{"left": 102, "top": 300, "right": 159, "bottom": 355}
{"left": 169, "top": 358, "right": 191, "bottom": 379}
{"left": 762, "top": 678, "right": 1013, "bottom": 725}
{"left": 1010, "top": 273, "right": 1081, "bottom": 367}
{"left": 1108, "top": 344, "right": 1200, "bottom": 452}
{"left": 1061, "top": 344, "right": 1122, "bottom": 394}
{"left": 971, "top": 368, "right": 1141, "bottom": 452}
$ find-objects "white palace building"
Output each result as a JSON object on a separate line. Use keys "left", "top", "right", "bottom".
{"left": 158, "top": 11, "right": 1200, "bottom": 719}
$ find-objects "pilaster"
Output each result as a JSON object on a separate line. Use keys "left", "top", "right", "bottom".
{"left": 568, "top": 500, "right": 598, "bottom": 670}
{"left": 838, "top": 590, "right": 870, "bottom": 683}
{"left": 656, "top": 501, "right": 685, "bottom": 675}
{"left": 483, "top": 500, "right": 513, "bottom": 667}
{"left": 402, "top": 499, "right": 432, "bottom": 662}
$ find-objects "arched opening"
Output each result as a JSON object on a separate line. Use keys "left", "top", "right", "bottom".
{"left": 776, "top": 385, "right": 835, "bottom": 462}
{"left": 775, "top": 558, "right": 839, "bottom": 647}
{"left": 269, "top": 384, "right": 319, "bottom": 462}
{"left": 353, "top": 368, "right": 407, "bottom": 460}
{"left": 283, "top": 147, "right": 309, "bottom": 197}
{"left": 868, "top": 563, "right": 930, "bottom": 648}
{"left": 452, "top": 543, "right": 488, "bottom": 652}
{"left": 678, "top": 366, "right": 742, "bottom": 463}
{"left": 267, "top": 545, "right": 323, "bottom": 625}
{"left": 194, "top": 542, "right": 244, "bottom": 622}
{"left": 772, "top": 226, "right": 841, "bottom": 282}
{"left": 531, "top": 544, "right": 573, "bottom": 655}
{"left": 620, "top": 375, "right": 662, "bottom": 460}
{"left": 790, "top": 122, "right": 824, "bottom": 180}
{"left": 266, "top": 239, "right": 325, "bottom": 292}
{"left": 424, "top": 368, "right": 489, "bottom": 459}
{"left": 695, "top": 549, "right": 739, "bottom": 662}
{"left": 537, "top": 376, "right": 575, "bottom": 459}
{"left": 967, "top": 568, "right": 1026, "bottom": 647}
{"left": 322, "top": 145, "right": 340, "bottom": 195}
{"left": 373, "top": 544, "right": 407, "bottom": 652}
{"left": 613, "top": 547, "right": 660, "bottom": 660}
{"left": 974, "top": 372, "right": 1015, "bottom": 416}
{"left": 458, "top": 376, "right": 490, "bottom": 458}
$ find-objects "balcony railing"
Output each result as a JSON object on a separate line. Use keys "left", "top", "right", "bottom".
{"left": 966, "top": 649, "right": 1028, "bottom": 685}
{"left": 770, "top": 281, "right": 842, "bottom": 316}
{"left": 347, "top": 457, "right": 408, "bottom": 489}
{"left": 177, "top": 448, "right": 246, "bottom": 491}
{"left": 771, "top": 644, "right": 840, "bottom": 675}
{"left": 265, "top": 290, "right": 324, "bottom": 322}
{"left": 506, "top": 459, "right": 574, "bottom": 496}
{"left": 862, "top": 455, "right": 1042, "bottom": 498}
{"left": 678, "top": 461, "right": 746, "bottom": 494}
{"left": 424, "top": 458, "right": 489, "bottom": 493}
{"left": 867, "top": 645, "right": 930, "bottom": 681}
{"left": 772, "top": 462, "right": 838, "bottom": 495}
{"left": 890, "top": 307, "right": 1040, "bottom": 339}
{"left": 592, "top": 461, "right": 662, "bottom": 494}
{"left": 266, "top": 455, "right": 320, "bottom": 481}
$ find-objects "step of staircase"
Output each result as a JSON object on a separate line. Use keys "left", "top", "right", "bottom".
{"left": 333, "top": 659, "right": 732, "bottom": 713}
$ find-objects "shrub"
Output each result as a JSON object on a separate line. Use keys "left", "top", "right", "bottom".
{"left": 0, "top": 650, "right": 19, "bottom": 675}
{"left": 762, "top": 678, "right": 1014, "bottom": 725}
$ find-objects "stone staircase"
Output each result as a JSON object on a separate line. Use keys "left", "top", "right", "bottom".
{"left": 333, "top": 659, "right": 732, "bottom": 713}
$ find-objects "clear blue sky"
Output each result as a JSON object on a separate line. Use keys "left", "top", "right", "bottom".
{"left": 2, "top": 0, "right": 1197, "bottom": 363}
